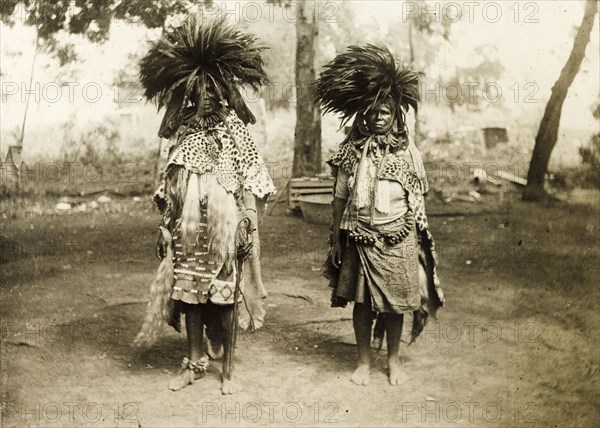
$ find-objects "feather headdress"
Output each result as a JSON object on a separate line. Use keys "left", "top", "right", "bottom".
{"left": 314, "top": 44, "right": 419, "bottom": 128}
{"left": 139, "top": 15, "right": 268, "bottom": 137}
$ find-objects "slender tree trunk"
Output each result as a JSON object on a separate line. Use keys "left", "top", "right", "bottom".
{"left": 523, "top": 0, "right": 598, "bottom": 201}
{"left": 292, "top": 0, "right": 321, "bottom": 178}
{"left": 18, "top": 35, "right": 40, "bottom": 145}
{"left": 408, "top": 19, "right": 420, "bottom": 142}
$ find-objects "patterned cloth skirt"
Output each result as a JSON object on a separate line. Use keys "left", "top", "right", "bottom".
{"left": 170, "top": 215, "right": 240, "bottom": 306}
{"left": 166, "top": 170, "right": 242, "bottom": 306}
{"left": 332, "top": 215, "right": 421, "bottom": 314}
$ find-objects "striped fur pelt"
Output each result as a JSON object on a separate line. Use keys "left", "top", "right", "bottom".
{"left": 133, "top": 226, "right": 174, "bottom": 347}
{"left": 179, "top": 172, "right": 238, "bottom": 269}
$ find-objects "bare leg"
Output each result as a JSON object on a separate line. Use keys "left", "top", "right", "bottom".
{"left": 168, "top": 303, "right": 206, "bottom": 391}
{"left": 386, "top": 313, "right": 409, "bottom": 385}
{"left": 186, "top": 304, "right": 205, "bottom": 361}
{"left": 220, "top": 304, "right": 242, "bottom": 394}
{"left": 206, "top": 318, "right": 224, "bottom": 360}
{"left": 351, "top": 302, "right": 373, "bottom": 385}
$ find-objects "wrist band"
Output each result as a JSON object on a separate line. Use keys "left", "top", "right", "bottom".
{"left": 245, "top": 208, "right": 257, "bottom": 213}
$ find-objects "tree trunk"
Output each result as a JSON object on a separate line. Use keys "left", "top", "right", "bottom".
{"left": 408, "top": 18, "right": 420, "bottom": 142}
{"left": 18, "top": 35, "right": 40, "bottom": 145}
{"left": 523, "top": 0, "right": 598, "bottom": 201}
{"left": 292, "top": 0, "right": 321, "bottom": 178}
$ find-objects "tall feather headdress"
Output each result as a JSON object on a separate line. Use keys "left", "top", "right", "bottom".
{"left": 314, "top": 44, "right": 420, "bottom": 128}
{"left": 139, "top": 15, "right": 268, "bottom": 138}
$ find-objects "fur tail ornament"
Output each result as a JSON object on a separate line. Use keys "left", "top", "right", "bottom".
{"left": 133, "top": 227, "right": 174, "bottom": 348}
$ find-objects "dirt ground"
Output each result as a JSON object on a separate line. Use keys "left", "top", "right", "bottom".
{"left": 1, "top": 189, "right": 599, "bottom": 427}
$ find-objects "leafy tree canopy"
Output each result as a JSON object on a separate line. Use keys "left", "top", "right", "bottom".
{"left": 1, "top": 0, "right": 198, "bottom": 42}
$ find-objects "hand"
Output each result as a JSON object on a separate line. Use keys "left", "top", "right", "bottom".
{"left": 331, "top": 240, "right": 342, "bottom": 268}
{"left": 245, "top": 208, "right": 258, "bottom": 232}
{"left": 156, "top": 230, "right": 168, "bottom": 260}
{"left": 236, "top": 217, "right": 254, "bottom": 260}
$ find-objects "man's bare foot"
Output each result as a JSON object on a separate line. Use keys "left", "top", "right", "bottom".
{"left": 388, "top": 360, "right": 409, "bottom": 386}
{"left": 221, "top": 377, "right": 242, "bottom": 395}
{"left": 168, "top": 369, "right": 201, "bottom": 391}
{"left": 168, "top": 357, "right": 208, "bottom": 391}
{"left": 350, "top": 364, "right": 370, "bottom": 386}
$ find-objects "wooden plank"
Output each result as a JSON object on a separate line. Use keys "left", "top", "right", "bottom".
{"left": 290, "top": 177, "right": 333, "bottom": 182}
{"left": 288, "top": 178, "right": 334, "bottom": 208}
{"left": 290, "top": 182, "right": 335, "bottom": 188}
{"left": 291, "top": 187, "right": 334, "bottom": 192}
{"left": 290, "top": 189, "right": 332, "bottom": 195}
{"left": 494, "top": 170, "right": 527, "bottom": 186}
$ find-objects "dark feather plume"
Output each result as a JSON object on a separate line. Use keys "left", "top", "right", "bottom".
{"left": 139, "top": 15, "right": 268, "bottom": 134}
{"left": 313, "top": 44, "right": 419, "bottom": 126}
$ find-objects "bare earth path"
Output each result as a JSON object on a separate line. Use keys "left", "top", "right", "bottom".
{"left": 1, "top": 194, "right": 599, "bottom": 427}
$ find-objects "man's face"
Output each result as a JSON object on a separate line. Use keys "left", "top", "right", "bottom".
{"left": 198, "top": 83, "right": 219, "bottom": 116}
{"left": 365, "top": 104, "right": 394, "bottom": 135}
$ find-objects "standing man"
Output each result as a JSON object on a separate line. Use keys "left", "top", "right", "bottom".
{"left": 134, "top": 15, "right": 275, "bottom": 395}
{"left": 316, "top": 44, "right": 444, "bottom": 386}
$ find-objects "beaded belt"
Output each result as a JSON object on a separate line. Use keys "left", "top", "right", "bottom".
{"left": 348, "top": 212, "right": 414, "bottom": 246}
